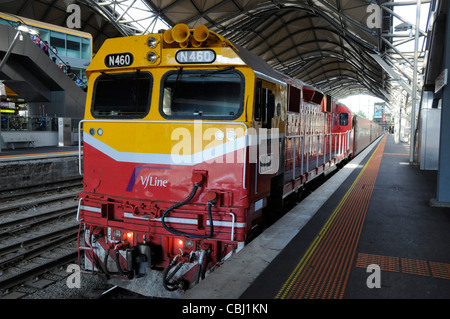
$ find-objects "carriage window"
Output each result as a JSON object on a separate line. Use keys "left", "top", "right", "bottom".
{"left": 160, "top": 69, "right": 244, "bottom": 119}
{"left": 340, "top": 113, "right": 349, "bottom": 126}
{"left": 92, "top": 72, "right": 152, "bottom": 118}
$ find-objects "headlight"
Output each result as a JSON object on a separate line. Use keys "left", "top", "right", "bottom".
{"left": 185, "top": 240, "right": 194, "bottom": 249}
{"left": 147, "top": 37, "right": 157, "bottom": 48}
{"left": 227, "top": 131, "right": 237, "bottom": 140}
{"left": 147, "top": 51, "right": 157, "bottom": 63}
{"left": 215, "top": 130, "right": 225, "bottom": 140}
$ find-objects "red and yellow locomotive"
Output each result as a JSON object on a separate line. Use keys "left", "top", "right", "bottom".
{"left": 77, "top": 24, "right": 382, "bottom": 297}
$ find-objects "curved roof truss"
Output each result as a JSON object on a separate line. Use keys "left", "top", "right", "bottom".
{"left": 0, "top": 0, "right": 432, "bottom": 104}
{"left": 143, "top": 0, "right": 388, "bottom": 100}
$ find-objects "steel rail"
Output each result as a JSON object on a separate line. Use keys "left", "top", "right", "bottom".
{"left": 0, "top": 193, "right": 79, "bottom": 215}
{"left": 0, "top": 251, "right": 78, "bottom": 291}
{"left": 0, "top": 225, "right": 79, "bottom": 268}
{"left": 0, "top": 206, "right": 77, "bottom": 239}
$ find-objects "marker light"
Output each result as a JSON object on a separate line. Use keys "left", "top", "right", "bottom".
{"left": 215, "top": 130, "right": 225, "bottom": 140}
{"left": 185, "top": 240, "right": 194, "bottom": 249}
{"left": 147, "top": 37, "right": 157, "bottom": 48}
{"left": 227, "top": 130, "right": 237, "bottom": 141}
{"left": 113, "top": 229, "right": 121, "bottom": 239}
{"left": 147, "top": 52, "right": 157, "bottom": 63}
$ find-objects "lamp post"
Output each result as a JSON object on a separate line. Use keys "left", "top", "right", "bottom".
{"left": 0, "top": 23, "right": 39, "bottom": 72}
{"left": 410, "top": 0, "right": 421, "bottom": 163}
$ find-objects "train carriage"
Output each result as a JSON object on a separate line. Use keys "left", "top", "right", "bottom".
{"left": 77, "top": 24, "right": 382, "bottom": 297}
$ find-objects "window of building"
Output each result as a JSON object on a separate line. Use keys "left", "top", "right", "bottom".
{"left": 67, "top": 34, "right": 80, "bottom": 58}
{"left": 81, "top": 38, "right": 91, "bottom": 60}
{"left": 50, "top": 31, "right": 66, "bottom": 56}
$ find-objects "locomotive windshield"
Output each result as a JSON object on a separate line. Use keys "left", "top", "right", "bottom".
{"left": 92, "top": 71, "right": 152, "bottom": 118}
{"left": 160, "top": 69, "right": 244, "bottom": 120}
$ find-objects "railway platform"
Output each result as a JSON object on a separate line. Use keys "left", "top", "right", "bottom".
{"left": 0, "top": 146, "right": 79, "bottom": 162}
{"left": 0, "top": 145, "right": 80, "bottom": 191}
{"left": 184, "top": 134, "right": 450, "bottom": 299}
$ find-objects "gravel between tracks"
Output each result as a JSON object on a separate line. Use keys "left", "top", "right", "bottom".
{"left": 23, "top": 272, "right": 111, "bottom": 299}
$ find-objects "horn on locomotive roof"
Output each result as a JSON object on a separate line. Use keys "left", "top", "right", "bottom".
{"left": 193, "top": 25, "right": 209, "bottom": 42}
{"left": 191, "top": 37, "right": 202, "bottom": 47}
{"left": 162, "top": 24, "right": 235, "bottom": 49}
{"left": 172, "top": 23, "right": 190, "bottom": 43}
{"left": 163, "top": 29, "right": 174, "bottom": 44}
{"left": 180, "top": 39, "right": 189, "bottom": 48}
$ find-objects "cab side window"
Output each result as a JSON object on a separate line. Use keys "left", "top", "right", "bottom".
{"left": 254, "top": 80, "right": 275, "bottom": 129}
{"left": 254, "top": 80, "right": 262, "bottom": 121}
{"left": 340, "top": 112, "right": 349, "bottom": 126}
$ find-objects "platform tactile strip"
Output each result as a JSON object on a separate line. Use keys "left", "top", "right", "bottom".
{"left": 356, "top": 253, "right": 450, "bottom": 280}
{"left": 276, "top": 136, "right": 387, "bottom": 299}
{"left": 401, "top": 258, "right": 431, "bottom": 277}
{"left": 429, "top": 261, "right": 450, "bottom": 280}
{"left": 355, "top": 253, "right": 400, "bottom": 273}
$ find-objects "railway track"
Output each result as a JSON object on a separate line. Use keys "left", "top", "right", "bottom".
{"left": 0, "top": 178, "right": 82, "bottom": 200}
{"left": 0, "top": 179, "right": 85, "bottom": 299}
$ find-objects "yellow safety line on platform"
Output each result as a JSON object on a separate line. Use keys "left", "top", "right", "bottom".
{"left": 275, "top": 135, "right": 387, "bottom": 299}
{"left": 0, "top": 151, "right": 79, "bottom": 158}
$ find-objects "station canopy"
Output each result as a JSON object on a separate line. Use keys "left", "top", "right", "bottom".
{"left": 0, "top": 0, "right": 409, "bottom": 101}
{"left": 146, "top": 0, "right": 387, "bottom": 101}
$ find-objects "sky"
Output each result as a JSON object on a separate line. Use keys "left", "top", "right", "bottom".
{"left": 339, "top": 95, "right": 385, "bottom": 120}
{"left": 106, "top": 0, "right": 169, "bottom": 33}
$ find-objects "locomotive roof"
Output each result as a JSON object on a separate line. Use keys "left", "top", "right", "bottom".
{"left": 233, "top": 43, "right": 314, "bottom": 93}
{"left": 233, "top": 43, "right": 287, "bottom": 85}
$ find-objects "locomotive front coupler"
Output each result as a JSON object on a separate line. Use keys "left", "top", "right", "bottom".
{"left": 101, "top": 241, "right": 133, "bottom": 280}
{"left": 125, "top": 242, "right": 154, "bottom": 278}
